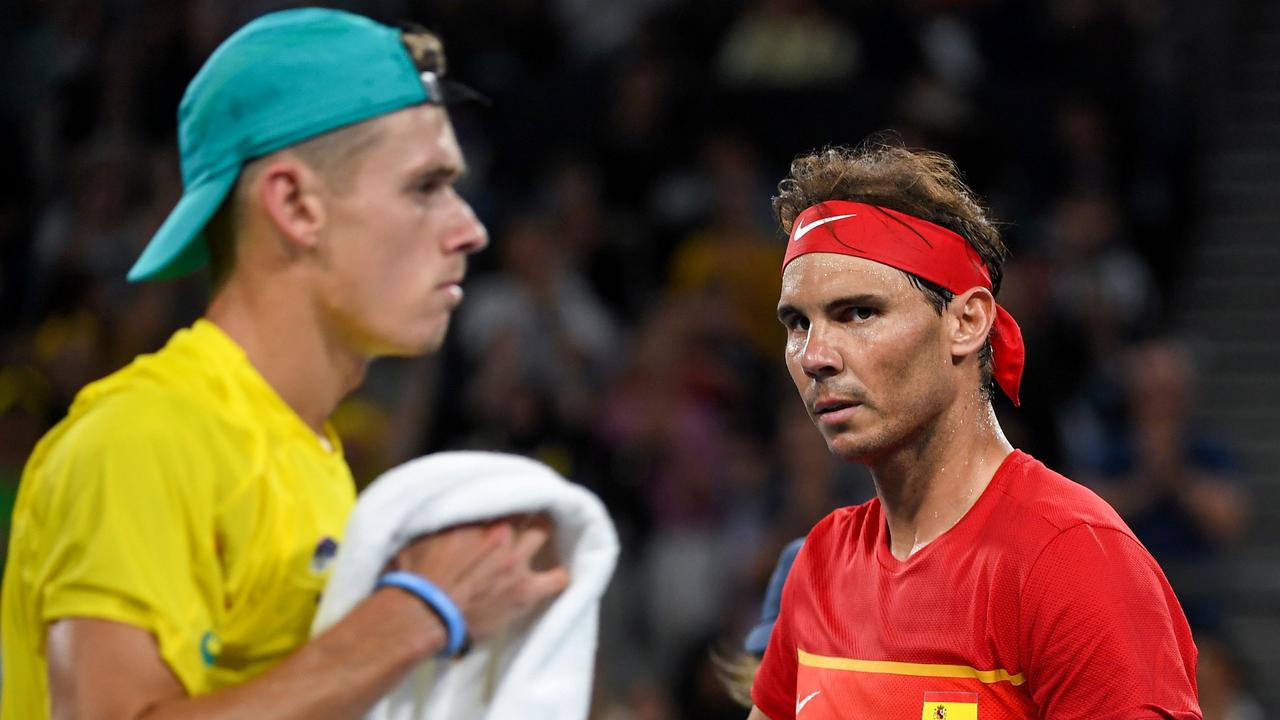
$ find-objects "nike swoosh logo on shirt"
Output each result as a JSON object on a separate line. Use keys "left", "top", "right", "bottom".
{"left": 792, "top": 214, "right": 857, "bottom": 241}
{"left": 796, "top": 689, "right": 821, "bottom": 715}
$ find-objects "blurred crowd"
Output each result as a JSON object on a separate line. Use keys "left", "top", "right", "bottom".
{"left": 0, "top": 0, "right": 1263, "bottom": 717}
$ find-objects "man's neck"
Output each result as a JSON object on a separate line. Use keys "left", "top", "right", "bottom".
{"left": 206, "top": 275, "right": 366, "bottom": 434}
{"left": 868, "top": 403, "right": 1013, "bottom": 561}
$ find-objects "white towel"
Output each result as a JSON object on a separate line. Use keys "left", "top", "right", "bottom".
{"left": 311, "top": 451, "right": 619, "bottom": 720}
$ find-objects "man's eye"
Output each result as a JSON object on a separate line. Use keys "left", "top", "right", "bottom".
{"left": 846, "top": 307, "right": 875, "bottom": 322}
{"left": 783, "top": 316, "right": 809, "bottom": 332}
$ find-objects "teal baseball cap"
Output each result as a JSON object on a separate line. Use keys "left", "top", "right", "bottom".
{"left": 129, "top": 8, "right": 477, "bottom": 282}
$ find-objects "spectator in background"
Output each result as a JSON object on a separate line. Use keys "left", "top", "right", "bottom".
{"left": 1049, "top": 190, "right": 1160, "bottom": 360}
{"left": 457, "top": 212, "right": 620, "bottom": 403}
{"left": 1085, "top": 337, "right": 1249, "bottom": 626}
{"left": 453, "top": 210, "right": 620, "bottom": 480}
{"left": 1097, "top": 338, "right": 1248, "bottom": 551}
{"left": 548, "top": 157, "right": 655, "bottom": 323}
{"left": 716, "top": 0, "right": 859, "bottom": 89}
{"left": 667, "top": 136, "right": 782, "bottom": 359}
{"left": 32, "top": 139, "right": 141, "bottom": 285}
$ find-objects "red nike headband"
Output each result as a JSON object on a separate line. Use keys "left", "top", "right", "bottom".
{"left": 782, "top": 200, "right": 1025, "bottom": 406}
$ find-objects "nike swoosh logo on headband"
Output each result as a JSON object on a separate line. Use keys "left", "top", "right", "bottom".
{"left": 792, "top": 214, "right": 857, "bottom": 241}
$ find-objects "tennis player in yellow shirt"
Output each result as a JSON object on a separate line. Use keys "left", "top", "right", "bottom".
{"left": 1, "top": 8, "right": 568, "bottom": 718}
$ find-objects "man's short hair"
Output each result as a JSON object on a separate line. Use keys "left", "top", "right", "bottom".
{"left": 206, "top": 26, "right": 449, "bottom": 292}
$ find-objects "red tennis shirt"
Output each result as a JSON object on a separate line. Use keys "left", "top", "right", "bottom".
{"left": 752, "top": 450, "right": 1200, "bottom": 719}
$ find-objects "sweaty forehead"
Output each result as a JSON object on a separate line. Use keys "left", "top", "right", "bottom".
{"left": 779, "top": 252, "right": 913, "bottom": 304}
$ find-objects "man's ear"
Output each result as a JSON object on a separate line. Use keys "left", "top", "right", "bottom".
{"left": 251, "top": 155, "right": 328, "bottom": 252}
{"left": 948, "top": 286, "right": 996, "bottom": 361}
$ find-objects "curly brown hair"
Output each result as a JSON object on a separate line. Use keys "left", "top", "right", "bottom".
{"left": 773, "top": 140, "right": 1010, "bottom": 400}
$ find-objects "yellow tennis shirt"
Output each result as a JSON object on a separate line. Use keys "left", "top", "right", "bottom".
{"left": 1, "top": 319, "right": 356, "bottom": 717}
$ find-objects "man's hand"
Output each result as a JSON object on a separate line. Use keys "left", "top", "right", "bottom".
{"left": 388, "top": 514, "right": 570, "bottom": 642}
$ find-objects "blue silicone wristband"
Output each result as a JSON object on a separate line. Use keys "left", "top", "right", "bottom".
{"left": 375, "top": 571, "right": 469, "bottom": 657}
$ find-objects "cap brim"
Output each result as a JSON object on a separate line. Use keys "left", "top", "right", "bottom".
{"left": 128, "top": 169, "right": 239, "bottom": 282}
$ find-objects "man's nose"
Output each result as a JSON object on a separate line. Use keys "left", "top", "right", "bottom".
{"left": 444, "top": 188, "right": 488, "bottom": 255}
{"left": 800, "top": 324, "right": 843, "bottom": 380}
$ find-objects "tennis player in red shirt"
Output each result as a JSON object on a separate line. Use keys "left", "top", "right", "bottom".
{"left": 748, "top": 144, "right": 1201, "bottom": 720}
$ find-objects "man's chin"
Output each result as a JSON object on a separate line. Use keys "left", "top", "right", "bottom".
{"left": 409, "top": 326, "right": 450, "bottom": 356}
{"left": 373, "top": 319, "right": 450, "bottom": 358}
{"left": 825, "top": 430, "right": 880, "bottom": 464}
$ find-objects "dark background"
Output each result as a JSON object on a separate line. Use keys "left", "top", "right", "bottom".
{"left": 2, "top": 0, "right": 1276, "bottom": 715}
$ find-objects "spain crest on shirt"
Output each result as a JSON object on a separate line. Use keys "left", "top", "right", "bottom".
{"left": 921, "top": 691, "right": 978, "bottom": 720}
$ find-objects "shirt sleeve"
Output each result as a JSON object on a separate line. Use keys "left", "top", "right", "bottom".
{"left": 1020, "top": 523, "right": 1201, "bottom": 719}
{"left": 32, "top": 394, "right": 223, "bottom": 695}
